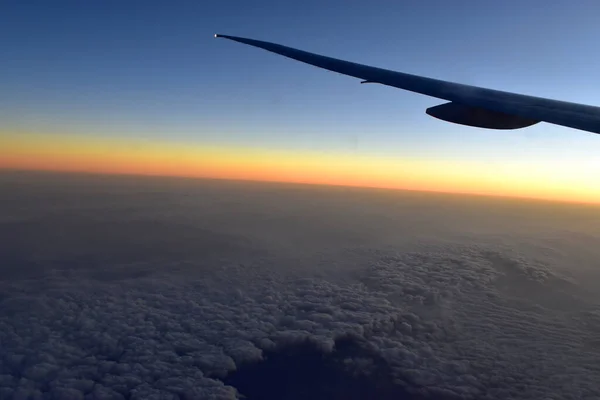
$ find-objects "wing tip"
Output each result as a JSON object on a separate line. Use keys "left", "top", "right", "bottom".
{"left": 214, "top": 34, "right": 242, "bottom": 41}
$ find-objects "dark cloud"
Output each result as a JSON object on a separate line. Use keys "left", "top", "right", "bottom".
{"left": 222, "top": 334, "right": 463, "bottom": 400}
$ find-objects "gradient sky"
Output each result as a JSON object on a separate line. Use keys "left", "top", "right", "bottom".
{"left": 2, "top": 0, "right": 600, "bottom": 203}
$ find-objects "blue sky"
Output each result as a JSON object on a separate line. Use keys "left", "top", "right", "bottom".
{"left": 2, "top": 0, "right": 600, "bottom": 168}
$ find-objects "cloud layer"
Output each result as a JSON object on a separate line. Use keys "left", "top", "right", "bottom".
{"left": 1, "top": 172, "right": 599, "bottom": 399}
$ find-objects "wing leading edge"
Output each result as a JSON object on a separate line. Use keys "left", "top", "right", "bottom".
{"left": 215, "top": 34, "right": 600, "bottom": 135}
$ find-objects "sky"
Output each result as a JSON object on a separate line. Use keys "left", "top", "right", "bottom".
{"left": 1, "top": 0, "right": 600, "bottom": 203}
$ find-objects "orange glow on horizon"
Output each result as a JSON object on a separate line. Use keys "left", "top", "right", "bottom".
{"left": 2, "top": 132, "right": 600, "bottom": 205}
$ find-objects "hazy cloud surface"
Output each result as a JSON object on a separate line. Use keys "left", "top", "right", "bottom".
{"left": 1, "top": 171, "right": 599, "bottom": 399}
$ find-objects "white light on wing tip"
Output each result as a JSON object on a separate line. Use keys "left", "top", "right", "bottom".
{"left": 214, "top": 34, "right": 218, "bottom": 38}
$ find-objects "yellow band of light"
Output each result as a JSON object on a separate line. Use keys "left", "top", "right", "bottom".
{"left": 2, "top": 132, "right": 599, "bottom": 204}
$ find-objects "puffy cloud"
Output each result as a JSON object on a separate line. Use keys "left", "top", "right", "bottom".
{"left": 2, "top": 243, "right": 598, "bottom": 399}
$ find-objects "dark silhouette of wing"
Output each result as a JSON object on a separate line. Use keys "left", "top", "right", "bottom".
{"left": 215, "top": 34, "right": 600, "bottom": 135}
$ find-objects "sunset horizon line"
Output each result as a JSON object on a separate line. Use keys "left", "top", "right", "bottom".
{"left": 3, "top": 166, "right": 600, "bottom": 208}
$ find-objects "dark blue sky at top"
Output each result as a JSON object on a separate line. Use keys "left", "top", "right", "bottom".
{"left": 1, "top": 0, "right": 599, "bottom": 162}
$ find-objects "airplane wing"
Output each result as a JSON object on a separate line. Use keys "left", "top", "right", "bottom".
{"left": 215, "top": 34, "right": 600, "bottom": 135}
